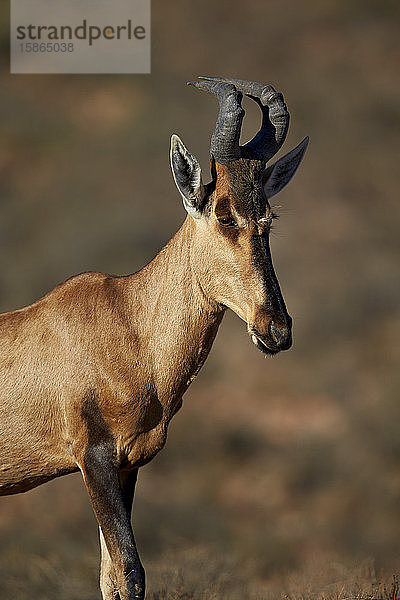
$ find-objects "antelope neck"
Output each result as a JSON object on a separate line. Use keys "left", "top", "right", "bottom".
{"left": 127, "top": 216, "right": 224, "bottom": 362}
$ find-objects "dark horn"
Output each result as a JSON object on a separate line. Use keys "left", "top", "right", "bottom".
{"left": 198, "top": 76, "right": 290, "bottom": 162}
{"left": 188, "top": 79, "right": 245, "bottom": 164}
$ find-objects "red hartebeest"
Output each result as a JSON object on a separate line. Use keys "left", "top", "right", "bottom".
{"left": 0, "top": 77, "right": 308, "bottom": 599}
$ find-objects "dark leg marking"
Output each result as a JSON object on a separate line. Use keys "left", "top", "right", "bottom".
{"left": 81, "top": 393, "right": 145, "bottom": 600}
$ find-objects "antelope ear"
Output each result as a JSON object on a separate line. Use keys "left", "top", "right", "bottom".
{"left": 170, "top": 134, "right": 205, "bottom": 218}
{"left": 263, "top": 136, "right": 309, "bottom": 199}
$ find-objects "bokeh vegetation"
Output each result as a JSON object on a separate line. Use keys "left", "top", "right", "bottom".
{"left": 1, "top": 0, "right": 400, "bottom": 597}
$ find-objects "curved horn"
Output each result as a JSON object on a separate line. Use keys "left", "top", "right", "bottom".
{"left": 188, "top": 79, "right": 245, "bottom": 164}
{"left": 198, "top": 76, "right": 290, "bottom": 162}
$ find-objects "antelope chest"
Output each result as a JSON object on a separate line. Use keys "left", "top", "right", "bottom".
{"left": 113, "top": 390, "right": 183, "bottom": 468}
{"left": 88, "top": 312, "right": 223, "bottom": 468}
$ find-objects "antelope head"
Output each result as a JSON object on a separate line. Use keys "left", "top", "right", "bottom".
{"left": 170, "top": 77, "right": 308, "bottom": 355}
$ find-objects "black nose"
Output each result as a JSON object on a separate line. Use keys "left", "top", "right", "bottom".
{"left": 268, "top": 319, "right": 292, "bottom": 350}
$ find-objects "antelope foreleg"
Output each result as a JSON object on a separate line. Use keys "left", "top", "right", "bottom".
{"left": 80, "top": 446, "right": 145, "bottom": 600}
{"left": 99, "top": 470, "right": 140, "bottom": 600}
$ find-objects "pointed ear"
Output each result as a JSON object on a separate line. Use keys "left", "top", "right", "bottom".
{"left": 263, "top": 136, "right": 309, "bottom": 199}
{"left": 170, "top": 134, "right": 205, "bottom": 218}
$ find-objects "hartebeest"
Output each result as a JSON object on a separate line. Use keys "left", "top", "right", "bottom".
{"left": 0, "top": 77, "right": 308, "bottom": 599}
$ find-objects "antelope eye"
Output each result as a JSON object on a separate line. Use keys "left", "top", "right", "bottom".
{"left": 217, "top": 216, "right": 238, "bottom": 228}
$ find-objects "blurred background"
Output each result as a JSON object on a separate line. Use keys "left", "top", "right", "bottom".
{"left": 0, "top": 1, "right": 399, "bottom": 598}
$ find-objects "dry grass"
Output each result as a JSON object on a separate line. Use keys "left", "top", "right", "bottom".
{"left": 2, "top": 542, "right": 399, "bottom": 600}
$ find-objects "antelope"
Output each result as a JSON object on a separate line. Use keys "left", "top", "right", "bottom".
{"left": 0, "top": 77, "right": 308, "bottom": 600}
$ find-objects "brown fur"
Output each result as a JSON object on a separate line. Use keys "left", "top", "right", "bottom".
{"left": 0, "top": 218, "right": 225, "bottom": 496}
{"left": 0, "top": 155, "right": 293, "bottom": 600}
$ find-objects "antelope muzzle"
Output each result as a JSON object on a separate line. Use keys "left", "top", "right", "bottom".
{"left": 250, "top": 313, "right": 293, "bottom": 355}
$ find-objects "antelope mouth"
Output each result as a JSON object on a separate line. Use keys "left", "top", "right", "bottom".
{"left": 250, "top": 332, "right": 280, "bottom": 356}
